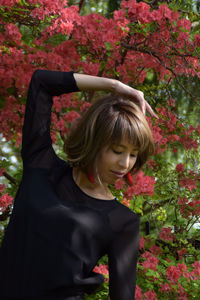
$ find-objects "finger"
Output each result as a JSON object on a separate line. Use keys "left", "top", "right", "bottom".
{"left": 137, "top": 98, "right": 145, "bottom": 114}
{"left": 146, "top": 102, "right": 158, "bottom": 118}
{"left": 141, "top": 101, "right": 146, "bottom": 115}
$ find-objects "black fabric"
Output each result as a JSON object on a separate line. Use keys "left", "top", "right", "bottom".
{"left": 0, "top": 70, "right": 140, "bottom": 300}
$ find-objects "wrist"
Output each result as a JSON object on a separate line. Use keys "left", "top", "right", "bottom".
{"left": 109, "top": 78, "right": 118, "bottom": 93}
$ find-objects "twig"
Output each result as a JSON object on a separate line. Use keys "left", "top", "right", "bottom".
{"left": 2, "top": 172, "right": 18, "bottom": 185}
{"left": 186, "top": 216, "right": 200, "bottom": 233}
{"left": 121, "top": 42, "right": 199, "bottom": 102}
{"left": 79, "top": 0, "right": 85, "bottom": 13}
{"left": 0, "top": 206, "right": 11, "bottom": 221}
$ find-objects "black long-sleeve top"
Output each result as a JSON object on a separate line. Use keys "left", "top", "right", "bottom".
{"left": 0, "top": 70, "right": 140, "bottom": 300}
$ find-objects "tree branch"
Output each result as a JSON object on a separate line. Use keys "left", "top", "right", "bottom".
{"left": 2, "top": 172, "right": 18, "bottom": 185}
{"left": 186, "top": 216, "right": 200, "bottom": 233}
{"left": 78, "top": 0, "right": 85, "bottom": 13}
{"left": 0, "top": 207, "right": 11, "bottom": 221}
{"left": 121, "top": 41, "right": 199, "bottom": 102}
{"left": 143, "top": 197, "right": 173, "bottom": 215}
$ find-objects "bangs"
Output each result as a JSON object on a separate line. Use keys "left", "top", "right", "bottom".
{"left": 109, "top": 113, "right": 149, "bottom": 152}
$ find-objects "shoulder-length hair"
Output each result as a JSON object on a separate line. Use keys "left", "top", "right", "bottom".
{"left": 63, "top": 95, "right": 154, "bottom": 177}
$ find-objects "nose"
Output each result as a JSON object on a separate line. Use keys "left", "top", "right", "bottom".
{"left": 118, "top": 154, "right": 130, "bottom": 170}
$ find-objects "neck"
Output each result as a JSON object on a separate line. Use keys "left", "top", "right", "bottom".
{"left": 72, "top": 167, "right": 114, "bottom": 200}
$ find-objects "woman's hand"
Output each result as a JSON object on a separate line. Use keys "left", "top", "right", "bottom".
{"left": 73, "top": 73, "right": 158, "bottom": 118}
{"left": 115, "top": 81, "right": 158, "bottom": 118}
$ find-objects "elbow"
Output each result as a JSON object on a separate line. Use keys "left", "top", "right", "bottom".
{"left": 32, "top": 69, "right": 43, "bottom": 80}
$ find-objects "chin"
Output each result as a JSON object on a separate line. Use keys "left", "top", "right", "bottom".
{"left": 110, "top": 179, "right": 118, "bottom": 185}
{"left": 104, "top": 178, "right": 115, "bottom": 185}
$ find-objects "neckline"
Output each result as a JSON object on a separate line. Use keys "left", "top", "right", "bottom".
{"left": 70, "top": 167, "right": 117, "bottom": 202}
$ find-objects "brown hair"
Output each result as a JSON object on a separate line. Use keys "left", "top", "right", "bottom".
{"left": 64, "top": 95, "right": 154, "bottom": 176}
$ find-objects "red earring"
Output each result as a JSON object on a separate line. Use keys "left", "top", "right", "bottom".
{"left": 126, "top": 172, "right": 133, "bottom": 185}
{"left": 88, "top": 172, "right": 95, "bottom": 183}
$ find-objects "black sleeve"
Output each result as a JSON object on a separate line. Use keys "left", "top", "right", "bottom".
{"left": 108, "top": 215, "right": 140, "bottom": 300}
{"left": 21, "top": 70, "right": 80, "bottom": 169}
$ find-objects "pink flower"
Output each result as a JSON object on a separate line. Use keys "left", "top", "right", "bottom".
{"left": 144, "top": 290, "right": 157, "bottom": 300}
{"left": 159, "top": 282, "right": 174, "bottom": 293}
{"left": 149, "top": 244, "right": 162, "bottom": 255}
{"left": 139, "top": 236, "right": 145, "bottom": 250}
{"left": 64, "top": 111, "right": 80, "bottom": 123}
{"left": 124, "top": 171, "right": 155, "bottom": 199}
{"left": 0, "top": 184, "right": 6, "bottom": 193}
{"left": 196, "top": 125, "right": 200, "bottom": 135}
{"left": 166, "top": 265, "right": 181, "bottom": 283}
{"left": 56, "top": 119, "right": 66, "bottom": 131}
{"left": 147, "top": 159, "right": 158, "bottom": 170}
{"left": 177, "top": 263, "right": 187, "bottom": 273}
{"left": 177, "top": 197, "right": 200, "bottom": 218}
{"left": 173, "top": 134, "right": 180, "bottom": 141}
{"left": 93, "top": 264, "right": 109, "bottom": 282}
{"left": 0, "top": 193, "right": 13, "bottom": 212}
{"left": 179, "top": 177, "right": 197, "bottom": 191}
{"left": 159, "top": 227, "right": 175, "bottom": 243}
{"left": 176, "top": 163, "right": 184, "bottom": 172}
{"left": 167, "top": 98, "right": 176, "bottom": 107}
{"left": 192, "top": 261, "right": 200, "bottom": 276}
{"left": 179, "top": 136, "right": 198, "bottom": 150}
{"left": 172, "top": 148, "right": 178, "bottom": 153}
{"left": 122, "top": 198, "right": 130, "bottom": 207}
{"left": 115, "top": 179, "right": 125, "bottom": 190}
{"left": 142, "top": 251, "right": 159, "bottom": 271}
{"left": 80, "top": 102, "right": 91, "bottom": 112}
{"left": 53, "top": 97, "right": 62, "bottom": 112}
{"left": 177, "top": 248, "right": 187, "bottom": 260}
{"left": 177, "top": 283, "right": 188, "bottom": 299}
{"left": 135, "top": 285, "right": 143, "bottom": 300}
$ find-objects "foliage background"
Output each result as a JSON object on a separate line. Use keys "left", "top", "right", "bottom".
{"left": 0, "top": 0, "right": 200, "bottom": 299}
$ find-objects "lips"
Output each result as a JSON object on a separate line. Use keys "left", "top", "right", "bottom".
{"left": 111, "top": 171, "right": 126, "bottom": 178}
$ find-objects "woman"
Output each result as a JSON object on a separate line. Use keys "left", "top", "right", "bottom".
{"left": 0, "top": 70, "right": 156, "bottom": 300}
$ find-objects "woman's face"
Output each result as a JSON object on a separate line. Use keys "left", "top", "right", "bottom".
{"left": 96, "top": 139, "right": 138, "bottom": 185}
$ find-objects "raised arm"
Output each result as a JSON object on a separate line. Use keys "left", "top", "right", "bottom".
{"left": 21, "top": 70, "right": 156, "bottom": 169}
{"left": 21, "top": 70, "right": 79, "bottom": 169}
{"left": 74, "top": 73, "right": 157, "bottom": 118}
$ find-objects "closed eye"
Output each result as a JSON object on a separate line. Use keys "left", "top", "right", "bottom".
{"left": 113, "top": 150, "right": 137, "bottom": 157}
{"left": 113, "top": 150, "right": 121, "bottom": 155}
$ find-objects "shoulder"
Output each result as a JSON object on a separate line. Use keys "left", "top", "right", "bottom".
{"left": 109, "top": 201, "right": 140, "bottom": 233}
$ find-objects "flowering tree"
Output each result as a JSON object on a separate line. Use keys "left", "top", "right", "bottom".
{"left": 0, "top": 0, "right": 200, "bottom": 299}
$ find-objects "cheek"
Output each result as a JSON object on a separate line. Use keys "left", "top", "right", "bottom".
{"left": 97, "top": 152, "right": 111, "bottom": 171}
{"left": 131, "top": 157, "right": 137, "bottom": 168}
{"left": 100, "top": 150, "right": 114, "bottom": 164}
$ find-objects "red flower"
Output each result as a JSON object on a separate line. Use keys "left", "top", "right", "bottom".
{"left": 93, "top": 264, "right": 109, "bottom": 282}
{"left": 139, "top": 236, "right": 145, "bottom": 250}
{"left": 115, "top": 179, "right": 125, "bottom": 190}
{"left": 64, "top": 111, "right": 80, "bottom": 123}
{"left": 142, "top": 252, "right": 159, "bottom": 271}
{"left": 135, "top": 285, "right": 143, "bottom": 300}
{"left": 166, "top": 265, "right": 181, "bottom": 283}
{"left": 124, "top": 171, "right": 155, "bottom": 199}
{"left": 179, "top": 177, "right": 197, "bottom": 191}
{"left": 122, "top": 198, "right": 130, "bottom": 207}
{"left": 159, "top": 227, "right": 175, "bottom": 243}
{"left": 0, "top": 194, "right": 13, "bottom": 212}
{"left": 0, "top": 184, "right": 6, "bottom": 193}
{"left": 144, "top": 290, "right": 157, "bottom": 300}
{"left": 176, "top": 163, "right": 184, "bottom": 172}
